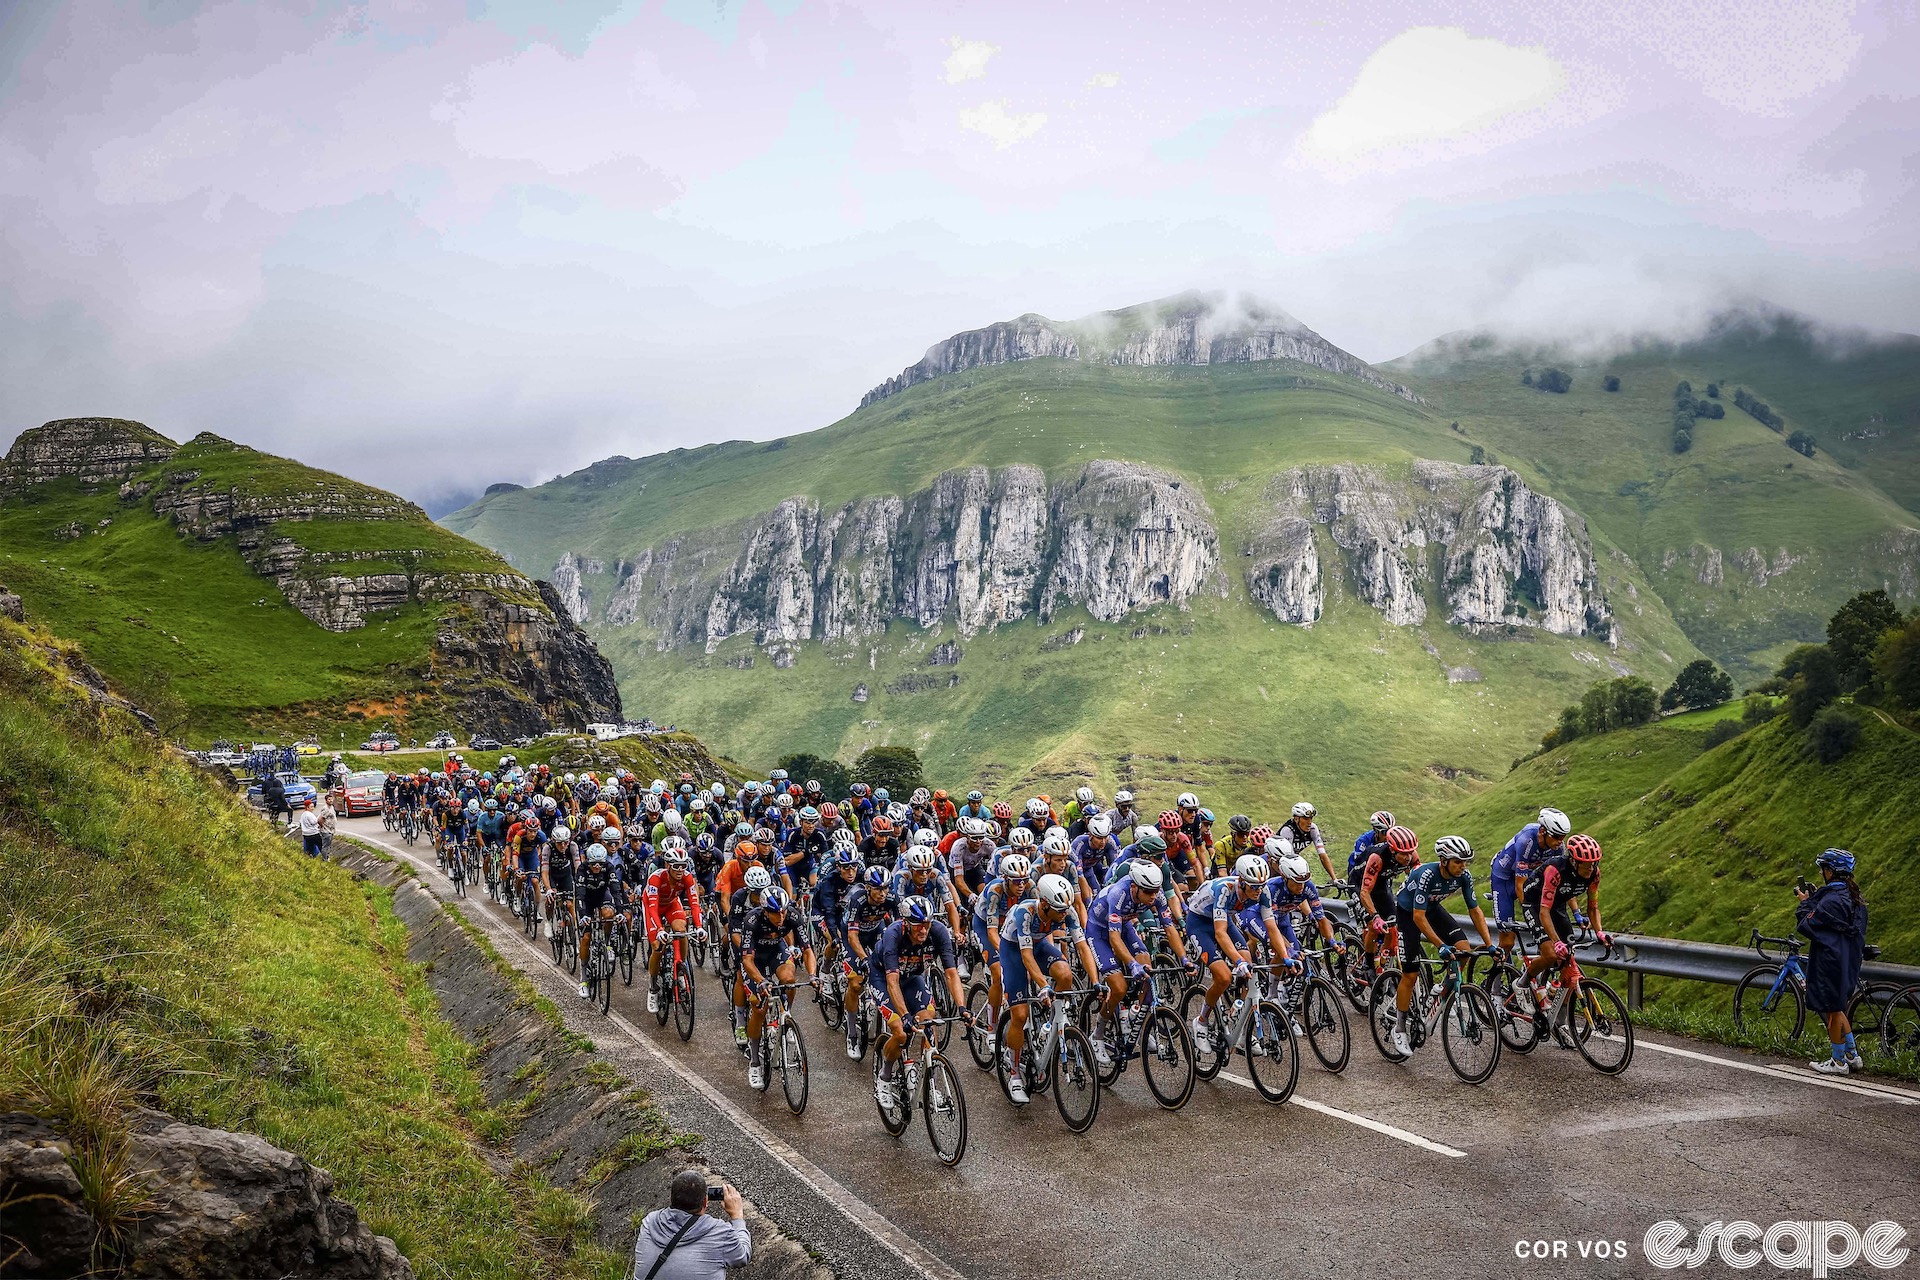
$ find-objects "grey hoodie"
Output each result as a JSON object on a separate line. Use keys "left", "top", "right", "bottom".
{"left": 631, "top": 1208, "right": 751, "bottom": 1280}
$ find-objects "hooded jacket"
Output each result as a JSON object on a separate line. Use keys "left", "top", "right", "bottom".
{"left": 630, "top": 1208, "right": 750, "bottom": 1280}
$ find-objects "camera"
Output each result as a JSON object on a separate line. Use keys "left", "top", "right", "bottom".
{"left": 706, "top": 1185, "right": 725, "bottom": 1202}
{"left": 1794, "top": 875, "right": 1815, "bottom": 896}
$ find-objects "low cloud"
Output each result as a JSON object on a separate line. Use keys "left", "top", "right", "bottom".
{"left": 943, "top": 37, "right": 998, "bottom": 85}
{"left": 958, "top": 99, "right": 1048, "bottom": 149}
{"left": 1086, "top": 72, "right": 1120, "bottom": 89}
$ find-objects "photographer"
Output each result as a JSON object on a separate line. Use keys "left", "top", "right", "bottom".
{"left": 1796, "top": 848, "right": 1868, "bottom": 1075}
{"left": 631, "top": 1169, "right": 749, "bottom": 1280}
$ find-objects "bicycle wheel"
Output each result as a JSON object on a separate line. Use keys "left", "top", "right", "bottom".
{"left": 619, "top": 926, "right": 636, "bottom": 987}
{"left": 1053, "top": 1026, "right": 1101, "bottom": 1132}
{"left": 1441, "top": 985, "right": 1501, "bottom": 1084}
{"left": 451, "top": 854, "right": 466, "bottom": 897}
{"left": 922, "top": 1052, "right": 968, "bottom": 1167}
{"left": 964, "top": 983, "right": 995, "bottom": 1071}
{"left": 690, "top": 924, "right": 708, "bottom": 968}
{"left": 1181, "top": 987, "right": 1226, "bottom": 1081}
{"left": 563, "top": 915, "right": 579, "bottom": 975}
{"left": 1368, "top": 972, "right": 1408, "bottom": 1062}
{"left": 598, "top": 945, "right": 612, "bottom": 1015}
{"left": 929, "top": 980, "right": 956, "bottom": 1051}
{"left": 1871, "top": 985, "right": 1920, "bottom": 1063}
{"left": 1140, "top": 1007, "right": 1195, "bottom": 1110}
{"left": 1342, "top": 951, "right": 1376, "bottom": 1013}
{"left": 753, "top": 1030, "right": 774, "bottom": 1093}
{"left": 874, "top": 1053, "right": 910, "bottom": 1134}
{"left": 780, "top": 1017, "right": 809, "bottom": 1114}
{"left": 1245, "top": 1000, "right": 1300, "bottom": 1103}
{"left": 674, "top": 961, "right": 697, "bottom": 1042}
{"left": 818, "top": 970, "right": 846, "bottom": 1031}
{"left": 1303, "top": 977, "right": 1351, "bottom": 1073}
{"left": 1567, "top": 977, "right": 1633, "bottom": 1076}
{"left": 1484, "top": 962, "right": 1541, "bottom": 1054}
{"left": 1733, "top": 965, "right": 1805, "bottom": 1041}
{"left": 652, "top": 958, "right": 671, "bottom": 1027}
{"left": 549, "top": 904, "right": 566, "bottom": 965}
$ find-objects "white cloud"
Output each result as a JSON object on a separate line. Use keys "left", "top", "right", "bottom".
{"left": 959, "top": 99, "right": 1048, "bottom": 149}
{"left": 943, "top": 37, "right": 999, "bottom": 85}
{"left": 1299, "top": 27, "right": 1566, "bottom": 165}
{"left": 1086, "top": 72, "right": 1120, "bottom": 89}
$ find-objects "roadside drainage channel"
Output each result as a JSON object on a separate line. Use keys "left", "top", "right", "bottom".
{"left": 341, "top": 843, "right": 930, "bottom": 1280}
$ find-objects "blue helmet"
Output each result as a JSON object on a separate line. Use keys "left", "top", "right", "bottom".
{"left": 873, "top": 788, "right": 890, "bottom": 803}
{"left": 1817, "top": 848, "right": 1856, "bottom": 875}
{"left": 836, "top": 846, "right": 861, "bottom": 867}
{"left": 864, "top": 866, "right": 889, "bottom": 889}
{"left": 901, "top": 895, "right": 934, "bottom": 925}
{"left": 763, "top": 889, "right": 790, "bottom": 913}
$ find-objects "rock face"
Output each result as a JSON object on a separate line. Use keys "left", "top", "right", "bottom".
{"left": 1249, "top": 461, "right": 1612, "bottom": 639}
{"left": 0, "top": 1111, "right": 413, "bottom": 1279}
{"left": 589, "top": 460, "right": 1226, "bottom": 653}
{"left": 431, "top": 580, "right": 623, "bottom": 734}
{"left": 859, "top": 292, "right": 1421, "bottom": 408}
{"left": 0, "top": 418, "right": 177, "bottom": 491}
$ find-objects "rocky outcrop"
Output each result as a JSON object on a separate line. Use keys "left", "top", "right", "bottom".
{"left": 432, "top": 580, "right": 623, "bottom": 734}
{"left": 593, "top": 461, "right": 1224, "bottom": 653}
{"left": 0, "top": 1111, "right": 413, "bottom": 1279}
{"left": 0, "top": 418, "right": 177, "bottom": 492}
{"left": 551, "top": 551, "right": 595, "bottom": 623}
{"left": 483, "top": 481, "right": 524, "bottom": 497}
{"left": 1249, "top": 461, "right": 1611, "bottom": 639}
{"left": 859, "top": 293, "right": 1421, "bottom": 408}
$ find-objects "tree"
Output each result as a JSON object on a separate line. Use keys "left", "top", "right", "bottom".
{"left": 1786, "top": 644, "right": 1840, "bottom": 729}
{"left": 1788, "top": 430, "right": 1816, "bottom": 458}
{"left": 1468, "top": 445, "right": 1488, "bottom": 465}
{"left": 1874, "top": 616, "right": 1920, "bottom": 713}
{"left": 1536, "top": 367, "right": 1572, "bottom": 393}
{"left": 1705, "top": 382, "right": 1720, "bottom": 398}
{"left": 1702, "top": 719, "right": 1743, "bottom": 749}
{"left": 1776, "top": 644, "right": 1825, "bottom": 681}
{"left": 776, "top": 751, "right": 851, "bottom": 799}
{"left": 1574, "top": 676, "right": 1658, "bottom": 736}
{"left": 1673, "top": 428, "right": 1692, "bottom": 454}
{"left": 852, "top": 745, "right": 924, "bottom": 795}
{"left": 1804, "top": 705, "right": 1862, "bottom": 764}
{"left": 1827, "top": 589, "right": 1902, "bottom": 689}
{"left": 1603, "top": 375, "right": 1620, "bottom": 392}
{"left": 1521, "top": 369, "right": 1533, "bottom": 387}
{"left": 1664, "top": 658, "right": 1735, "bottom": 710}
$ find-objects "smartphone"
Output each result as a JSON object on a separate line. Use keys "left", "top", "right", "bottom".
{"left": 706, "top": 1185, "right": 725, "bottom": 1202}
{"left": 1795, "top": 876, "right": 1815, "bottom": 895}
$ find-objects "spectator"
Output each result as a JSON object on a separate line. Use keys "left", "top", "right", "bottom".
{"left": 1797, "top": 848, "right": 1868, "bottom": 1075}
{"left": 631, "top": 1170, "right": 749, "bottom": 1280}
{"left": 316, "top": 793, "right": 339, "bottom": 858}
{"left": 286, "top": 799, "right": 326, "bottom": 858}
{"left": 262, "top": 772, "right": 288, "bottom": 824}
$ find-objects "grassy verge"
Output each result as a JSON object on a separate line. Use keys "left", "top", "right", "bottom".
{"left": 0, "top": 617, "right": 668, "bottom": 1277}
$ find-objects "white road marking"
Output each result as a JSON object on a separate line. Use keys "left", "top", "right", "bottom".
{"left": 1216, "top": 1072, "right": 1467, "bottom": 1157}
{"left": 1634, "top": 1037, "right": 1918, "bottom": 1105}
{"left": 349, "top": 834, "right": 968, "bottom": 1280}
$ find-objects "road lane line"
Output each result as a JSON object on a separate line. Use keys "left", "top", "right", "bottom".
{"left": 1215, "top": 1072, "right": 1467, "bottom": 1157}
{"left": 1634, "top": 1037, "right": 1918, "bottom": 1105}
{"left": 350, "top": 834, "right": 969, "bottom": 1280}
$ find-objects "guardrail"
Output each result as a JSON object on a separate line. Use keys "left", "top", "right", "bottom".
{"left": 1314, "top": 894, "right": 1920, "bottom": 1008}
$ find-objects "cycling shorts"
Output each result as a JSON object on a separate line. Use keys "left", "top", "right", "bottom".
{"left": 1185, "top": 910, "right": 1245, "bottom": 964}
{"left": 1490, "top": 873, "right": 1517, "bottom": 926}
{"left": 880, "top": 973, "right": 933, "bottom": 1021}
{"left": 751, "top": 942, "right": 799, "bottom": 977}
{"left": 1396, "top": 903, "right": 1464, "bottom": 965}
{"left": 954, "top": 862, "right": 987, "bottom": 894}
{"left": 649, "top": 906, "right": 690, "bottom": 942}
{"left": 970, "top": 914, "right": 997, "bottom": 960}
{"left": 998, "top": 935, "right": 1062, "bottom": 1002}
{"left": 515, "top": 854, "right": 542, "bottom": 878}
{"left": 1088, "top": 919, "right": 1143, "bottom": 976}
{"left": 1520, "top": 897, "right": 1571, "bottom": 947}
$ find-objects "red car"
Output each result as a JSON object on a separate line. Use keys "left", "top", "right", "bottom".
{"left": 330, "top": 769, "right": 388, "bottom": 817}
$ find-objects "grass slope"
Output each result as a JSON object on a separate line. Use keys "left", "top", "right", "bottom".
{"left": 0, "top": 618, "right": 643, "bottom": 1277}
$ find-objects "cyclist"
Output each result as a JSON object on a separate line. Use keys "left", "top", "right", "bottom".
{"left": 1109, "top": 789, "right": 1140, "bottom": 840}
{"left": 989, "top": 801, "right": 1015, "bottom": 842}
{"left": 998, "top": 874, "right": 1099, "bottom": 1104}
{"left": 892, "top": 844, "right": 961, "bottom": 939}
{"left": 1071, "top": 814, "right": 1125, "bottom": 889}
{"left": 840, "top": 865, "right": 900, "bottom": 1058}
{"left": 1265, "top": 848, "right": 1343, "bottom": 959}
{"left": 859, "top": 815, "right": 903, "bottom": 873}
{"left": 727, "top": 864, "right": 776, "bottom": 1047}
{"left": 507, "top": 810, "right": 545, "bottom": 922}
{"left": 1185, "top": 855, "right": 1283, "bottom": 1053}
{"left": 574, "top": 844, "right": 627, "bottom": 999}
{"left": 1087, "top": 859, "right": 1188, "bottom": 1061}
{"left": 1063, "top": 785, "right": 1098, "bottom": 830}
{"left": 644, "top": 845, "right": 704, "bottom": 1016}
{"left": 1356, "top": 824, "right": 1421, "bottom": 965}
{"left": 1491, "top": 807, "right": 1570, "bottom": 951}
{"left": 780, "top": 806, "right": 828, "bottom": 898}
{"left": 1347, "top": 811, "right": 1395, "bottom": 892}
{"left": 1516, "top": 834, "right": 1610, "bottom": 1042}
{"left": 1036, "top": 833, "right": 1088, "bottom": 919}
{"left": 543, "top": 824, "right": 579, "bottom": 941}
{"left": 1272, "top": 802, "right": 1334, "bottom": 884}
{"left": 1156, "top": 810, "right": 1202, "bottom": 893}
{"left": 907, "top": 788, "right": 937, "bottom": 834}
{"left": 740, "top": 890, "right": 817, "bottom": 1090}
{"left": 1015, "top": 798, "right": 1053, "bottom": 842}
{"left": 930, "top": 788, "right": 957, "bottom": 834}
{"left": 970, "top": 851, "right": 1034, "bottom": 1031}
{"left": 872, "top": 896, "right": 965, "bottom": 1107}
{"left": 955, "top": 790, "right": 991, "bottom": 828}
{"left": 939, "top": 816, "right": 998, "bottom": 910}
{"left": 811, "top": 843, "right": 863, "bottom": 955}
{"left": 1389, "top": 835, "right": 1492, "bottom": 1058}
{"left": 1210, "top": 814, "right": 1254, "bottom": 880}
{"left": 476, "top": 798, "right": 506, "bottom": 883}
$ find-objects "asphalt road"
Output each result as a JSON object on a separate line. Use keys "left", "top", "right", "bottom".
{"left": 346, "top": 819, "right": 1920, "bottom": 1280}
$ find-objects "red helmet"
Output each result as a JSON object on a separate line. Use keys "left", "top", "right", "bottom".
{"left": 820, "top": 802, "right": 839, "bottom": 819}
{"left": 1157, "top": 810, "right": 1183, "bottom": 832}
{"left": 1249, "top": 824, "right": 1273, "bottom": 846}
{"left": 1566, "top": 834, "right": 1603, "bottom": 864}
{"left": 991, "top": 801, "right": 1013, "bottom": 822}
{"left": 871, "top": 815, "right": 894, "bottom": 835}
{"left": 1385, "top": 825, "right": 1418, "bottom": 855}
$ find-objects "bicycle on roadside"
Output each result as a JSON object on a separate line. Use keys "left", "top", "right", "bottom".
{"left": 874, "top": 1015, "right": 969, "bottom": 1166}
{"left": 1484, "top": 933, "right": 1633, "bottom": 1075}
{"left": 1735, "top": 928, "right": 1915, "bottom": 1065}
{"left": 1368, "top": 946, "right": 1502, "bottom": 1084}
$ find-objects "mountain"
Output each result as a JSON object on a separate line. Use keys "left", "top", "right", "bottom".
{"left": 0, "top": 417, "right": 622, "bottom": 740}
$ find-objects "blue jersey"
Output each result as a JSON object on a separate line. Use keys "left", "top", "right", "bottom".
{"left": 1264, "top": 875, "right": 1325, "bottom": 921}
{"left": 841, "top": 888, "right": 898, "bottom": 943}
{"left": 1491, "top": 823, "right": 1547, "bottom": 883}
{"left": 1087, "top": 877, "right": 1172, "bottom": 935}
{"left": 1003, "top": 900, "right": 1086, "bottom": 951}
{"left": 891, "top": 868, "right": 954, "bottom": 909}
{"left": 971, "top": 877, "right": 1033, "bottom": 930}
{"left": 1187, "top": 876, "right": 1273, "bottom": 926}
{"left": 1397, "top": 862, "right": 1476, "bottom": 913}
{"left": 1072, "top": 833, "right": 1123, "bottom": 881}
{"left": 873, "top": 919, "right": 956, "bottom": 980}
{"left": 811, "top": 869, "right": 859, "bottom": 931}
{"left": 1349, "top": 831, "right": 1388, "bottom": 874}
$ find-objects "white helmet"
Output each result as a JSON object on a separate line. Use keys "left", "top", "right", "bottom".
{"left": 1177, "top": 791, "right": 1199, "bottom": 809}
{"left": 552, "top": 825, "right": 571, "bottom": 843}
{"left": 662, "top": 834, "right": 688, "bottom": 853}
{"left": 1538, "top": 808, "right": 1571, "bottom": 838}
{"left": 999, "top": 853, "right": 1033, "bottom": 879}
{"left": 959, "top": 816, "right": 990, "bottom": 839}
{"left": 912, "top": 827, "right": 938, "bottom": 847}
{"left": 1235, "top": 854, "right": 1270, "bottom": 885}
{"left": 1113, "top": 789, "right": 1134, "bottom": 805}
{"left": 564, "top": 773, "right": 576, "bottom": 785}
{"left": 1262, "top": 836, "right": 1289, "bottom": 860}
{"left": 1008, "top": 827, "right": 1036, "bottom": 849}
{"left": 689, "top": 797, "right": 706, "bottom": 812}
{"left": 1088, "top": 814, "right": 1113, "bottom": 838}
{"left": 832, "top": 828, "right": 858, "bottom": 849}
{"left": 1042, "top": 833, "right": 1070, "bottom": 857}
{"left": 1276, "top": 853, "right": 1310, "bottom": 881}
{"left": 604, "top": 827, "right": 623, "bottom": 842}
{"left": 907, "top": 848, "right": 937, "bottom": 871}
{"left": 1036, "top": 873, "right": 1074, "bottom": 911}
{"left": 1026, "top": 797, "right": 1050, "bottom": 818}
{"left": 744, "top": 865, "right": 773, "bottom": 892}
{"left": 1134, "top": 824, "right": 1159, "bottom": 846}
{"left": 663, "top": 809, "right": 684, "bottom": 829}
{"left": 541, "top": 795, "right": 558, "bottom": 811}
{"left": 1291, "top": 801, "right": 1315, "bottom": 820}
{"left": 1128, "top": 860, "right": 1164, "bottom": 893}
{"left": 1044, "top": 824, "right": 1068, "bottom": 844}
{"left": 1075, "top": 786, "right": 1094, "bottom": 804}
{"left": 587, "top": 815, "right": 606, "bottom": 831}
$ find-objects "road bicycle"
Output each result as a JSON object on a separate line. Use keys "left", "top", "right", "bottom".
{"left": 399, "top": 807, "right": 418, "bottom": 846}
{"left": 650, "top": 925, "right": 700, "bottom": 1043}
{"left": 750, "top": 979, "right": 811, "bottom": 1114}
{"left": 994, "top": 986, "right": 1103, "bottom": 1132}
{"left": 812, "top": 926, "right": 848, "bottom": 1033}
{"left": 445, "top": 836, "right": 468, "bottom": 899}
{"left": 516, "top": 871, "right": 542, "bottom": 939}
{"left": 1182, "top": 966, "right": 1300, "bottom": 1103}
{"left": 1368, "top": 946, "right": 1502, "bottom": 1084}
{"left": 481, "top": 843, "right": 501, "bottom": 902}
{"left": 381, "top": 802, "right": 397, "bottom": 833}
{"left": 1090, "top": 962, "right": 1196, "bottom": 1109}
{"left": 1485, "top": 935, "right": 1633, "bottom": 1075}
{"left": 1327, "top": 890, "right": 1401, "bottom": 1014}
{"left": 873, "top": 1014, "right": 969, "bottom": 1167}
{"left": 1273, "top": 938, "right": 1352, "bottom": 1073}
{"left": 583, "top": 913, "right": 619, "bottom": 1015}
{"left": 1736, "top": 929, "right": 1914, "bottom": 1063}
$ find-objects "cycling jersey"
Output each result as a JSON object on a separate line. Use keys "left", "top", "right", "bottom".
{"left": 728, "top": 886, "right": 771, "bottom": 936}
{"left": 1526, "top": 853, "right": 1598, "bottom": 913}
{"left": 1264, "top": 875, "right": 1325, "bottom": 921}
{"left": 546, "top": 841, "right": 578, "bottom": 892}
{"left": 1071, "top": 833, "right": 1122, "bottom": 884}
{"left": 1397, "top": 862, "right": 1475, "bottom": 913}
{"left": 576, "top": 862, "right": 620, "bottom": 913}
{"left": 740, "top": 907, "right": 807, "bottom": 974}
{"left": 643, "top": 868, "right": 702, "bottom": 939}
{"left": 1002, "top": 900, "right": 1086, "bottom": 951}
{"left": 891, "top": 868, "right": 954, "bottom": 909}
{"left": 858, "top": 836, "right": 901, "bottom": 870}
{"left": 1276, "top": 819, "right": 1326, "bottom": 860}
{"left": 781, "top": 827, "right": 828, "bottom": 884}
{"left": 1186, "top": 876, "right": 1273, "bottom": 926}
{"left": 810, "top": 867, "right": 858, "bottom": 932}
{"left": 507, "top": 823, "right": 543, "bottom": 876}
{"left": 1491, "top": 822, "right": 1549, "bottom": 884}
{"left": 1349, "top": 830, "right": 1389, "bottom": 873}
{"left": 872, "top": 920, "right": 956, "bottom": 1018}
{"left": 841, "top": 888, "right": 898, "bottom": 948}
{"left": 1087, "top": 876, "right": 1173, "bottom": 936}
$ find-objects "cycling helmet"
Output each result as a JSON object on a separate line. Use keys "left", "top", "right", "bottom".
{"left": 542, "top": 795, "right": 558, "bottom": 811}
{"left": 484, "top": 799, "right": 498, "bottom": 811}
{"left": 776, "top": 793, "right": 794, "bottom": 809}
{"left": 604, "top": 827, "right": 622, "bottom": 842}
{"left": 711, "top": 782, "right": 726, "bottom": 798}
{"left": 734, "top": 840, "right": 759, "bottom": 859}
{"left": 585, "top": 844, "right": 609, "bottom": 864}
{"left": 663, "top": 809, "right": 684, "bottom": 829}
{"left": 820, "top": 802, "right": 839, "bottom": 819}
{"left": 1276, "top": 853, "right": 1311, "bottom": 881}
{"left": 1235, "top": 854, "right": 1270, "bottom": 885}
{"left": 745, "top": 780, "right": 762, "bottom": 795}
{"left": 933, "top": 790, "right": 948, "bottom": 802}
{"left": 959, "top": 816, "right": 991, "bottom": 839}
{"left": 564, "top": 773, "right": 576, "bottom": 785}
{"left": 552, "top": 824, "right": 571, "bottom": 842}
{"left": 1088, "top": 814, "right": 1114, "bottom": 838}
{"left": 1816, "top": 847, "right": 1855, "bottom": 874}
{"left": 745, "top": 865, "right": 773, "bottom": 891}
{"left": 991, "top": 801, "right": 1013, "bottom": 822}
{"left": 1434, "top": 834, "right": 1473, "bottom": 862}
{"left": 871, "top": 815, "right": 894, "bottom": 835}
{"left": 1384, "top": 825, "right": 1418, "bottom": 855}
{"left": 1131, "top": 831, "right": 1167, "bottom": 855}
{"left": 902, "top": 896, "right": 935, "bottom": 925}
{"left": 1007, "top": 827, "right": 1036, "bottom": 849}
{"left": 1026, "top": 797, "right": 1050, "bottom": 818}
{"left": 1198, "top": 808, "right": 1214, "bottom": 825}
{"left": 689, "top": 797, "right": 706, "bottom": 812}
{"left": 1261, "top": 836, "right": 1289, "bottom": 860}
{"left": 1075, "top": 786, "right": 1095, "bottom": 804}
{"left": 1249, "top": 824, "right": 1273, "bottom": 846}
{"left": 763, "top": 889, "right": 790, "bottom": 913}
{"left": 734, "top": 821, "right": 752, "bottom": 838}
{"left": 907, "top": 848, "right": 937, "bottom": 871}
{"left": 664, "top": 848, "right": 691, "bottom": 872}
{"left": 864, "top": 866, "right": 889, "bottom": 888}
{"left": 850, "top": 782, "right": 869, "bottom": 798}
{"left": 798, "top": 805, "right": 820, "bottom": 821}
{"left": 754, "top": 826, "right": 776, "bottom": 844}
{"left": 1370, "top": 810, "right": 1394, "bottom": 832}
{"left": 1134, "top": 824, "right": 1160, "bottom": 846}
{"left": 1228, "top": 814, "right": 1252, "bottom": 836}
{"left": 644, "top": 795, "right": 662, "bottom": 814}
{"left": 1042, "top": 833, "right": 1070, "bottom": 857}
{"left": 1177, "top": 791, "right": 1199, "bottom": 810}
{"left": 911, "top": 787, "right": 930, "bottom": 805}
{"left": 1157, "top": 809, "right": 1182, "bottom": 832}
{"left": 1036, "top": 874, "right": 1074, "bottom": 911}
{"left": 1113, "top": 789, "right": 1134, "bottom": 805}
{"left": 660, "top": 834, "right": 686, "bottom": 853}
{"left": 694, "top": 832, "right": 716, "bottom": 851}
{"left": 650, "top": 779, "right": 666, "bottom": 793}
{"left": 466, "top": 800, "right": 480, "bottom": 813}
{"left": 835, "top": 846, "right": 862, "bottom": 868}
{"left": 586, "top": 814, "right": 606, "bottom": 830}
{"left": 967, "top": 790, "right": 983, "bottom": 803}
{"left": 805, "top": 779, "right": 823, "bottom": 797}
{"left": 1000, "top": 853, "right": 1033, "bottom": 880}
{"left": 1538, "top": 807, "right": 1571, "bottom": 838}
{"left": 913, "top": 828, "right": 938, "bottom": 847}
{"left": 1129, "top": 860, "right": 1164, "bottom": 893}
{"left": 1291, "top": 801, "right": 1316, "bottom": 820}
{"left": 1566, "top": 834, "right": 1603, "bottom": 865}
{"left": 873, "top": 788, "right": 890, "bottom": 803}
{"left": 770, "top": 769, "right": 789, "bottom": 783}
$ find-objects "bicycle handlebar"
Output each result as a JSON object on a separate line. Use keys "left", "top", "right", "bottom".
{"left": 1751, "top": 928, "right": 1802, "bottom": 960}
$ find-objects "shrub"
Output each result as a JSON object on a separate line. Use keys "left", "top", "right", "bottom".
{"left": 1706, "top": 382, "right": 1720, "bottom": 398}
{"left": 1603, "top": 375, "right": 1620, "bottom": 392}
{"left": 1786, "top": 645, "right": 1840, "bottom": 729}
{"left": 1535, "top": 367, "right": 1572, "bottom": 393}
{"left": 1673, "top": 429, "right": 1692, "bottom": 454}
{"left": 1788, "top": 430, "right": 1816, "bottom": 458}
{"left": 1827, "top": 589, "right": 1902, "bottom": 690}
{"left": 1664, "top": 658, "right": 1735, "bottom": 710}
{"left": 1702, "top": 719, "right": 1743, "bottom": 749}
{"left": 1875, "top": 615, "right": 1920, "bottom": 714}
{"left": 1521, "top": 369, "right": 1533, "bottom": 387}
{"left": 775, "top": 751, "right": 850, "bottom": 799}
{"left": 1803, "top": 705, "right": 1862, "bottom": 764}
{"left": 851, "top": 745, "right": 924, "bottom": 794}
{"left": 1741, "top": 694, "right": 1783, "bottom": 725}
{"left": 1733, "top": 387, "right": 1785, "bottom": 431}
{"left": 1468, "top": 445, "right": 1487, "bottom": 465}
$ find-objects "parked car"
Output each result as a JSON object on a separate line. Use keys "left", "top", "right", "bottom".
{"left": 360, "top": 731, "right": 399, "bottom": 752}
{"left": 293, "top": 740, "right": 322, "bottom": 757}
{"left": 202, "top": 739, "right": 246, "bottom": 767}
{"left": 329, "top": 769, "right": 388, "bottom": 817}
{"left": 427, "top": 731, "right": 457, "bottom": 750}
{"left": 249, "top": 743, "right": 277, "bottom": 755}
{"left": 511, "top": 735, "right": 539, "bottom": 748}
{"left": 245, "top": 771, "right": 317, "bottom": 809}
{"left": 469, "top": 736, "right": 501, "bottom": 750}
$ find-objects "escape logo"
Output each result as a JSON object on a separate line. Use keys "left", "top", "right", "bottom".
{"left": 1643, "top": 1221, "right": 1909, "bottom": 1275}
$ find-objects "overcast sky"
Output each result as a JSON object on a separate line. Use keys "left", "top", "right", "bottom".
{"left": 3, "top": 1, "right": 1916, "bottom": 510}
